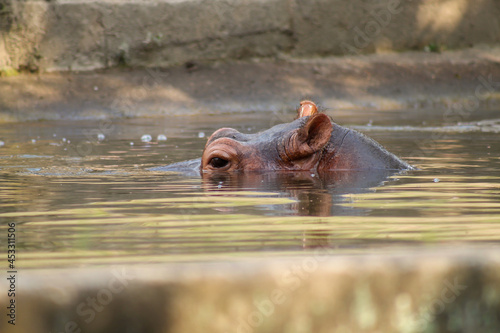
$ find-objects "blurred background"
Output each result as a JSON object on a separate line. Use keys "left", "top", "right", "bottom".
{"left": 1, "top": 0, "right": 499, "bottom": 72}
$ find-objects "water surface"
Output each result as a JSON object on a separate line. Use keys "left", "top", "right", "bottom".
{"left": 1, "top": 109, "right": 499, "bottom": 268}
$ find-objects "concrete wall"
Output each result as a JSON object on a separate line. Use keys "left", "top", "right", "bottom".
{"left": 1, "top": 0, "right": 499, "bottom": 72}
{"left": 2, "top": 251, "right": 500, "bottom": 333}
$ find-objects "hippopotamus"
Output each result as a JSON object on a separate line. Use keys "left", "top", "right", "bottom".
{"left": 153, "top": 101, "right": 413, "bottom": 174}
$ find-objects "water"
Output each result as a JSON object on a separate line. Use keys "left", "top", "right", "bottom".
{"left": 1, "top": 110, "right": 499, "bottom": 268}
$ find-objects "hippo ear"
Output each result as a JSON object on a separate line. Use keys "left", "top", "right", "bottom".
{"left": 296, "top": 100, "right": 318, "bottom": 119}
{"left": 285, "top": 113, "right": 333, "bottom": 160}
{"left": 297, "top": 113, "right": 332, "bottom": 151}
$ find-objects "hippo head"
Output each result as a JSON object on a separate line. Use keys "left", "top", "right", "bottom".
{"left": 201, "top": 113, "right": 333, "bottom": 172}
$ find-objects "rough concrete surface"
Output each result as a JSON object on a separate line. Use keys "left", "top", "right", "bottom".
{"left": 0, "top": 0, "right": 499, "bottom": 72}
{"left": 0, "top": 47, "right": 500, "bottom": 122}
{"left": 2, "top": 248, "right": 500, "bottom": 333}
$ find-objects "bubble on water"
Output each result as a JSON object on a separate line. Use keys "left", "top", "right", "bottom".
{"left": 31, "top": 139, "right": 36, "bottom": 144}
{"left": 141, "top": 134, "right": 152, "bottom": 142}
{"left": 93, "top": 86, "right": 99, "bottom": 91}
{"left": 0, "top": 141, "right": 4, "bottom": 147}
{"left": 198, "top": 132, "right": 205, "bottom": 138}
{"left": 62, "top": 138, "right": 67, "bottom": 142}
{"left": 97, "top": 133, "right": 105, "bottom": 141}
{"left": 130, "top": 142, "right": 134, "bottom": 146}
{"left": 157, "top": 134, "right": 167, "bottom": 141}
{"left": 433, "top": 178, "right": 440, "bottom": 183}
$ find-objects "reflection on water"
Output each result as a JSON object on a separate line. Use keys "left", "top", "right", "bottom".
{"left": 201, "top": 169, "right": 399, "bottom": 217}
{"left": 0, "top": 111, "right": 499, "bottom": 268}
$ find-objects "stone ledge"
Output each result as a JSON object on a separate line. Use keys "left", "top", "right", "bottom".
{"left": 2, "top": 248, "right": 500, "bottom": 333}
{"left": 1, "top": 47, "right": 500, "bottom": 122}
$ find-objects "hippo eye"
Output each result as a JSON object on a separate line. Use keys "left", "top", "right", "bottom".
{"left": 209, "top": 157, "right": 229, "bottom": 169}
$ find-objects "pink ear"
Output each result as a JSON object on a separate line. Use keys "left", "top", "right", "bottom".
{"left": 296, "top": 100, "right": 318, "bottom": 119}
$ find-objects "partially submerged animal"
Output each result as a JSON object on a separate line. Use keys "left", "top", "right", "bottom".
{"left": 201, "top": 101, "right": 412, "bottom": 172}
{"left": 154, "top": 101, "right": 413, "bottom": 174}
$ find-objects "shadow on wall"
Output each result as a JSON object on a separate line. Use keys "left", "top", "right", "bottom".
{"left": 0, "top": 0, "right": 50, "bottom": 73}
{"left": 0, "top": 0, "right": 499, "bottom": 72}
{"left": 0, "top": 0, "right": 13, "bottom": 32}
{"left": 292, "top": 0, "right": 500, "bottom": 56}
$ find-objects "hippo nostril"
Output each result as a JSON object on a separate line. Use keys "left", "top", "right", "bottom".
{"left": 210, "top": 157, "right": 229, "bottom": 169}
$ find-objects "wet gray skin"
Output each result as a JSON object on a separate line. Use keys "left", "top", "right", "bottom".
{"left": 151, "top": 115, "right": 413, "bottom": 174}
